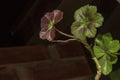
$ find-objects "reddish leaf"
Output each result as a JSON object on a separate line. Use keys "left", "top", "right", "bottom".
{"left": 39, "top": 10, "right": 63, "bottom": 41}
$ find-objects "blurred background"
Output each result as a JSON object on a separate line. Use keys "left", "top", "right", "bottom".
{"left": 0, "top": 0, "right": 120, "bottom": 80}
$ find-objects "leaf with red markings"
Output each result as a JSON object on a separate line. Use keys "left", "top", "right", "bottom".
{"left": 39, "top": 10, "right": 63, "bottom": 41}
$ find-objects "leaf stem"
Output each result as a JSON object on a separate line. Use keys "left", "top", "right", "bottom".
{"left": 93, "top": 57, "right": 102, "bottom": 80}
{"left": 52, "top": 39, "right": 76, "bottom": 43}
{"left": 54, "top": 28, "right": 102, "bottom": 80}
{"left": 55, "top": 28, "right": 74, "bottom": 38}
{"left": 80, "top": 40, "right": 102, "bottom": 80}
{"left": 115, "top": 53, "right": 120, "bottom": 55}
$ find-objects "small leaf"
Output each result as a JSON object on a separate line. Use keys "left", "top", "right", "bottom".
{"left": 94, "top": 33, "right": 120, "bottom": 54}
{"left": 93, "top": 33, "right": 120, "bottom": 75}
{"left": 39, "top": 10, "right": 63, "bottom": 41}
{"left": 74, "top": 5, "right": 104, "bottom": 28}
{"left": 71, "top": 5, "right": 104, "bottom": 40}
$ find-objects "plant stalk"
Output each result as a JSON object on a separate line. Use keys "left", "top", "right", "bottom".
{"left": 55, "top": 28, "right": 74, "bottom": 38}
{"left": 115, "top": 53, "right": 120, "bottom": 55}
{"left": 52, "top": 39, "right": 76, "bottom": 43}
{"left": 81, "top": 40, "right": 102, "bottom": 80}
{"left": 55, "top": 28, "right": 102, "bottom": 80}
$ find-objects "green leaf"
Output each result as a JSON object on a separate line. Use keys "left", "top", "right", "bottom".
{"left": 71, "top": 5, "right": 104, "bottom": 40}
{"left": 74, "top": 5, "right": 104, "bottom": 28}
{"left": 99, "top": 55, "right": 112, "bottom": 75}
{"left": 93, "top": 33, "right": 120, "bottom": 75}
{"left": 93, "top": 45, "right": 105, "bottom": 58}
{"left": 94, "top": 33, "right": 120, "bottom": 54}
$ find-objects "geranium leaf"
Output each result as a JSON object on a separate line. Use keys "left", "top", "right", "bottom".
{"left": 39, "top": 10, "right": 63, "bottom": 41}
{"left": 93, "top": 33, "right": 119, "bottom": 75}
{"left": 94, "top": 33, "right": 120, "bottom": 54}
{"left": 74, "top": 5, "right": 104, "bottom": 28}
{"left": 71, "top": 5, "right": 104, "bottom": 40}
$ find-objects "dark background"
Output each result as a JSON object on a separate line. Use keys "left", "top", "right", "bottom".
{"left": 0, "top": 0, "right": 120, "bottom": 80}
{"left": 0, "top": 0, "right": 62, "bottom": 46}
